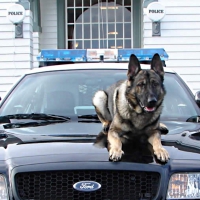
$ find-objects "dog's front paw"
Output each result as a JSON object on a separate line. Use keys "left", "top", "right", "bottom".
{"left": 109, "top": 148, "right": 124, "bottom": 162}
{"left": 154, "top": 147, "right": 169, "bottom": 162}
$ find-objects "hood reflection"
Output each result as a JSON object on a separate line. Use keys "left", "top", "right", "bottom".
{"left": 94, "top": 130, "right": 155, "bottom": 164}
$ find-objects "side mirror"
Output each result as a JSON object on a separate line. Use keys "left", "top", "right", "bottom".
{"left": 195, "top": 91, "right": 200, "bottom": 108}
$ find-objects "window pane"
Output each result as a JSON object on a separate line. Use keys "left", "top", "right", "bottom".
{"left": 92, "top": 0, "right": 98, "bottom": 6}
{"left": 75, "top": 0, "right": 82, "bottom": 7}
{"left": 84, "top": 24, "right": 90, "bottom": 39}
{"left": 67, "top": 8, "right": 74, "bottom": 23}
{"left": 124, "top": 0, "right": 131, "bottom": 6}
{"left": 76, "top": 8, "right": 82, "bottom": 21}
{"left": 83, "top": 8, "right": 90, "bottom": 23}
{"left": 116, "top": 40, "right": 123, "bottom": 49}
{"left": 116, "top": 0, "right": 123, "bottom": 6}
{"left": 124, "top": 7, "right": 131, "bottom": 22}
{"left": 108, "top": 24, "right": 115, "bottom": 38}
{"left": 100, "top": 24, "right": 107, "bottom": 39}
{"left": 108, "top": 40, "right": 115, "bottom": 49}
{"left": 116, "top": 23, "right": 123, "bottom": 38}
{"left": 75, "top": 40, "right": 83, "bottom": 49}
{"left": 91, "top": 7, "right": 98, "bottom": 23}
{"left": 68, "top": 25, "right": 74, "bottom": 40}
{"left": 125, "top": 6, "right": 131, "bottom": 12}
{"left": 67, "top": 0, "right": 74, "bottom": 7}
{"left": 75, "top": 24, "right": 82, "bottom": 39}
{"left": 100, "top": 40, "right": 107, "bottom": 48}
{"left": 124, "top": 23, "right": 131, "bottom": 38}
{"left": 107, "top": 9, "right": 115, "bottom": 22}
{"left": 84, "top": 1, "right": 90, "bottom": 7}
{"left": 92, "top": 24, "right": 98, "bottom": 39}
{"left": 92, "top": 40, "right": 99, "bottom": 48}
{"left": 68, "top": 40, "right": 73, "bottom": 49}
{"left": 124, "top": 39, "right": 131, "bottom": 48}
{"left": 99, "top": 9, "right": 106, "bottom": 23}
{"left": 116, "top": 6, "right": 123, "bottom": 22}
{"left": 84, "top": 40, "right": 91, "bottom": 49}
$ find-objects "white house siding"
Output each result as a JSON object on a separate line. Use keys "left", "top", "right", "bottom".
{"left": 33, "top": 32, "right": 40, "bottom": 68}
{"left": 40, "top": 0, "right": 57, "bottom": 50}
{"left": 0, "top": 0, "right": 33, "bottom": 99}
{"left": 143, "top": 0, "right": 200, "bottom": 94}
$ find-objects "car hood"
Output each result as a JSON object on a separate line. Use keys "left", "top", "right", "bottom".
{"left": 1, "top": 120, "right": 200, "bottom": 135}
{"left": 0, "top": 120, "right": 200, "bottom": 167}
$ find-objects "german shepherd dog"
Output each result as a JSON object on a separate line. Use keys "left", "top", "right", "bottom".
{"left": 92, "top": 53, "right": 169, "bottom": 162}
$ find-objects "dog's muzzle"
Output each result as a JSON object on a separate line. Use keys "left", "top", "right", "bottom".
{"left": 139, "top": 97, "right": 157, "bottom": 112}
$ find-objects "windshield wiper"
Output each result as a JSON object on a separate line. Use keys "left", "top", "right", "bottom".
{"left": 0, "top": 113, "right": 70, "bottom": 129}
{"left": 78, "top": 114, "right": 100, "bottom": 123}
{"left": 12, "top": 134, "right": 97, "bottom": 145}
{"left": 0, "top": 113, "right": 70, "bottom": 122}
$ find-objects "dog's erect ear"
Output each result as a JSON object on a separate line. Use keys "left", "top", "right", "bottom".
{"left": 127, "top": 54, "right": 141, "bottom": 80}
{"left": 151, "top": 53, "right": 164, "bottom": 80}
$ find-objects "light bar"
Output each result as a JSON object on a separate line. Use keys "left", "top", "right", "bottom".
{"left": 118, "top": 48, "right": 168, "bottom": 62}
{"left": 37, "top": 48, "right": 168, "bottom": 63}
{"left": 87, "top": 49, "right": 118, "bottom": 62}
{"left": 37, "top": 49, "right": 87, "bottom": 62}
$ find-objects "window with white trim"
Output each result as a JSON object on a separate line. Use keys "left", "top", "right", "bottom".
{"left": 66, "top": 0, "right": 132, "bottom": 49}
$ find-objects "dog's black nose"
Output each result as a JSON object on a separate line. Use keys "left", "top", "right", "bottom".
{"left": 147, "top": 97, "right": 157, "bottom": 107}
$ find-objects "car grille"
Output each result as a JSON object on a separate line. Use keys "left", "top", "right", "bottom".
{"left": 15, "top": 170, "right": 160, "bottom": 200}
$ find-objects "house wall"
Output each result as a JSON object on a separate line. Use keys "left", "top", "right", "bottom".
{"left": 143, "top": 0, "right": 200, "bottom": 94}
{"left": 33, "top": 32, "right": 40, "bottom": 68}
{"left": 0, "top": 0, "right": 33, "bottom": 99}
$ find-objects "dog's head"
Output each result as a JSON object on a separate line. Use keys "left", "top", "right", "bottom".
{"left": 125, "top": 53, "right": 166, "bottom": 113}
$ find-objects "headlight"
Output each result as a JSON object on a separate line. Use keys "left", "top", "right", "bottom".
{"left": 0, "top": 175, "right": 8, "bottom": 200}
{"left": 167, "top": 173, "right": 200, "bottom": 199}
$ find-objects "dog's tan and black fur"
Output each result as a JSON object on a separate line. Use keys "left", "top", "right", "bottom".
{"left": 92, "top": 53, "right": 169, "bottom": 162}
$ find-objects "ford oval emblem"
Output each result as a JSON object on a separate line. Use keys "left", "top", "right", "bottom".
{"left": 73, "top": 181, "right": 101, "bottom": 192}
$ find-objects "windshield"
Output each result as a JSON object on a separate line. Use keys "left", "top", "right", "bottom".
{"left": 0, "top": 69, "right": 198, "bottom": 121}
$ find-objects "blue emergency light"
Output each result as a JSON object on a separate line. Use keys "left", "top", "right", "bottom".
{"left": 37, "top": 48, "right": 168, "bottom": 64}
{"left": 37, "top": 49, "right": 87, "bottom": 62}
{"left": 118, "top": 48, "right": 168, "bottom": 62}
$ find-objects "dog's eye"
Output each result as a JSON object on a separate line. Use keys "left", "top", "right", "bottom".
{"left": 137, "top": 82, "right": 145, "bottom": 87}
{"left": 152, "top": 81, "right": 159, "bottom": 87}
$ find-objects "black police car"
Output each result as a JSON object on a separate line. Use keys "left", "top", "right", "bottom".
{"left": 0, "top": 49, "right": 200, "bottom": 200}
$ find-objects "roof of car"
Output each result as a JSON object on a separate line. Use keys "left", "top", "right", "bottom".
{"left": 27, "top": 63, "right": 175, "bottom": 75}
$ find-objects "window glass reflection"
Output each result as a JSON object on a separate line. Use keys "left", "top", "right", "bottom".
{"left": 100, "top": 24, "right": 107, "bottom": 39}
{"left": 75, "top": 24, "right": 82, "bottom": 39}
{"left": 83, "top": 8, "right": 90, "bottom": 23}
{"left": 91, "top": 7, "right": 99, "bottom": 23}
{"left": 124, "top": 23, "right": 131, "bottom": 38}
{"left": 67, "top": 0, "right": 132, "bottom": 49}
{"left": 75, "top": 40, "right": 83, "bottom": 49}
{"left": 116, "top": 40, "right": 123, "bottom": 49}
{"left": 92, "top": 40, "right": 99, "bottom": 48}
{"left": 116, "top": 23, "right": 123, "bottom": 38}
{"left": 108, "top": 24, "right": 115, "bottom": 38}
{"left": 84, "top": 24, "right": 90, "bottom": 39}
{"left": 100, "top": 40, "right": 107, "bottom": 48}
{"left": 84, "top": 40, "right": 91, "bottom": 49}
{"left": 124, "top": 39, "right": 131, "bottom": 48}
{"left": 108, "top": 40, "right": 115, "bottom": 49}
{"left": 92, "top": 24, "right": 99, "bottom": 39}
